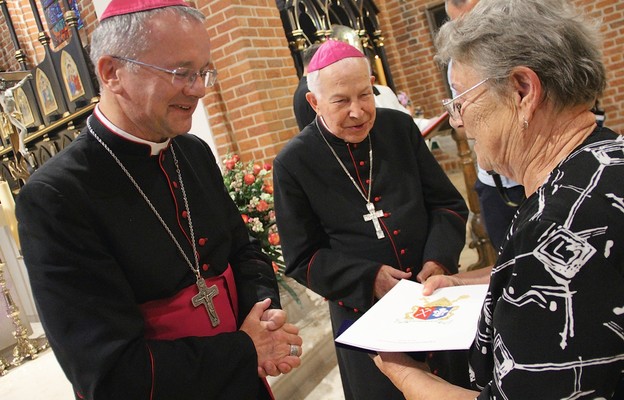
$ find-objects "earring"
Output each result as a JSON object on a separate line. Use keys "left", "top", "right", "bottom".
{"left": 523, "top": 117, "right": 529, "bottom": 130}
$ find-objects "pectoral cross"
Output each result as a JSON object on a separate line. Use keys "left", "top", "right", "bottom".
{"left": 363, "top": 202, "right": 385, "bottom": 239}
{"left": 192, "top": 278, "right": 220, "bottom": 327}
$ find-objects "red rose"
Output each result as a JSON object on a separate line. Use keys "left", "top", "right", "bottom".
{"left": 241, "top": 214, "right": 249, "bottom": 223}
{"left": 256, "top": 200, "right": 269, "bottom": 212}
{"left": 232, "top": 154, "right": 240, "bottom": 162}
{"left": 263, "top": 184, "right": 273, "bottom": 194}
{"left": 244, "top": 174, "right": 256, "bottom": 185}
{"left": 252, "top": 163, "right": 263, "bottom": 175}
{"left": 225, "top": 160, "right": 236, "bottom": 170}
{"left": 268, "top": 232, "right": 280, "bottom": 246}
{"left": 264, "top": 163, "right": 272, "bottom": 171}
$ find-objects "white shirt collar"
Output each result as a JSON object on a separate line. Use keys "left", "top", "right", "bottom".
{"left": 94, "top": 105, "right": 170, "bottom": 156}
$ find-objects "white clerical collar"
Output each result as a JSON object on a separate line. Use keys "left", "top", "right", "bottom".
{"left": 318, "top": 115, "right": 332, "bottom": 134}
{"left": 94, "top": 105, "right": 170, "bottom": 156}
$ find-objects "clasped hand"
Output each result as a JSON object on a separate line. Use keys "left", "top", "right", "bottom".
{"left": 240, "top": 298, "right": 303, "bottom": 378}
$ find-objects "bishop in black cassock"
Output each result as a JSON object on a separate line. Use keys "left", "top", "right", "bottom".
{"left": 274, "top": 38, "right": 469, "bottom": 399}
{"left": 274, "top": 106, "right": 470, "bottom": 398}
{"left": 17, "top": 109, "right": 279, "bottom": 399}
{"left": 14, "top": 1, "right": 300, "bottom": 399}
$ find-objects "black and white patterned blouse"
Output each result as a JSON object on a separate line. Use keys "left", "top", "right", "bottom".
{"left": 471, "top": 127, "right": 624, "bottom": 399}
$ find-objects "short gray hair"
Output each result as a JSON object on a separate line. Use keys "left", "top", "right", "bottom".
{"left": 307, "top": 57, "right": 372, "bottom": 95}
{"left": 435, "top": 0, "right": 605, "bottom": 109}
{"left": 89, "top": 6, "right": 205, "bottom": 81}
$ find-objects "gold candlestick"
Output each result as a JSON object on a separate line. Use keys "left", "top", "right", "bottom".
{"left": 0, "top": 262, "right": 48, "bottom": 367}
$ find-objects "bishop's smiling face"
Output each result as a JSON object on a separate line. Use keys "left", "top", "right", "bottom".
{"left": 113, "top": 12, "right": 212, "bottom": 142}
{"left": 307, "top": 57, "right": 376, "bottom": 143}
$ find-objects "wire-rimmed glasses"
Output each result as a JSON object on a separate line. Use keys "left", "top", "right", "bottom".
{"left": 112, "top": 56, "right": 218, "bottom": 88}
{"left": 442, "top": 78, "right": 489, "bottom": 121}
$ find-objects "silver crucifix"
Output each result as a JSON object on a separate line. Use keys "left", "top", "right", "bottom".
{"left": 363, "top": 202, "right": 385, "bottom": 239}
{"left": 192, "top": 278, "right": 220, "bottom": 327}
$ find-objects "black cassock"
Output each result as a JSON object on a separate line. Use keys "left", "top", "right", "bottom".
{"left": 16, "top": 112, "right": 279, "bottom": 400}
{"left": 274, "top": 108, "right": 470, "bottom": 399}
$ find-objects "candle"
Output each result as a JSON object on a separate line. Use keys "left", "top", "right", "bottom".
{"left": 374, "top": 55, "right": 387, "bottom": 86}
{"left": 0, "top": 180, "right": 20, "bottom": 249}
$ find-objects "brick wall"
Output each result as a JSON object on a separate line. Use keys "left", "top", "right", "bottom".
{"left": 1, "top": 11, "right": 15, "bottom": 70}
{"left": 377, "top": 0, "right": 623, "bottom": 135}
{"left": 196, "top": 0, "right": 299, "bottom": 164}
{"left": 575, "top": 0, "right": 624, "bottom": 131}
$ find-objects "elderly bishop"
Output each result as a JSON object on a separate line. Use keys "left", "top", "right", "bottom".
{"left": 273, "top": 40, "right": 470, "bottom": 400}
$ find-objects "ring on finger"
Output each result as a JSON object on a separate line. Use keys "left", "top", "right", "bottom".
{"left": 289, "top": 344, "right": 299, "bottom": 357}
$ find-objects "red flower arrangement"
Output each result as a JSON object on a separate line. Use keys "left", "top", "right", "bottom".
{"left": 222, "top": 154, "right": 300, "bottom": 303}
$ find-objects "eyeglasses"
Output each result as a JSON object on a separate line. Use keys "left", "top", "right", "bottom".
{"left": 442, "top": 78, "right": 489, "bottom": 121}
{"left": 112, "top": 56, "right": 218, "bottom": 88}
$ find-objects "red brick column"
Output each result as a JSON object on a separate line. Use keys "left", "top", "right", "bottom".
{"left": 196, "top": 0, "right": 300, "bottom": 165}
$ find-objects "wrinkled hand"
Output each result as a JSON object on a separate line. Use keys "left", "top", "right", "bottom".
{"left": 259, "top": 307, "right": 301, "bottom": 376}
{"left": 240, "top": 299, "right": 303, "bottom": 378}
{"left": 373, "top": 352, "right": 429, "bottom": 393}
{"left": 422, "top": 274, "right": 464, "bottom": 296}
{"left": 374, "top": 265, "right": 412, "bottom": 299}
{"left": 415, "top": 261, "right": 445, "bottom": 284}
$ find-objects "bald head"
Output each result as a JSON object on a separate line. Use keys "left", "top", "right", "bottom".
{"left": 445, "top": 0, "right": 479, "bottom": 20}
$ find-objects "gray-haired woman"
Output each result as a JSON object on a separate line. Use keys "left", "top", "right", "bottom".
{"left": 374, "top": 0, "right": 624, "bottom": 398}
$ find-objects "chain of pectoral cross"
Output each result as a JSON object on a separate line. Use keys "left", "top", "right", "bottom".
{"left": 87, "top": 119, "right": 221, "bottom": 326}
{"left": 316, "top": 119, "right": 385, "bottom": 239}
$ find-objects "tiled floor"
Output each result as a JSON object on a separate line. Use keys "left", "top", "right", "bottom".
{"left": 0, "top": 163, "right": 479, "bottom": 400}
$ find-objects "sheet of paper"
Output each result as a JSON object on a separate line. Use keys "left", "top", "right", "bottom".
{"left": 335, "top": 279, "right": 488, "bottom": 352}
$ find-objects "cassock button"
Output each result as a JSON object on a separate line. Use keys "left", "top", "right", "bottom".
{"left": 406, "top": 267, "right": 411, "bottom": 273}
{"left": 198, "top": 238, "right": 207, "bottom": 246}
{"left": 400, "top": 249, "right": 406, "bottom": 255}
{"left": 338, "top": 301, "right": 344, "bottom": 306}
{"left": 365, "top": 179, "right": 370, "bottom": 184}
{"left": 393, "top": 230, "right": 400, "bottom": 235}
{"left": 202, "top": 263, "right": 209, "bottom": 271}
{"left": 433, "top": 369, "right": 439, "bottom": 375}
{"left": 359, "top": 161, "right": 365, "bottom": 167}
{"left": 172, "top": 181, "right": 178, "bottom": 189}
{"left": 181, "top": 210, "right": 188, "bottom": 218}
{"left": 352, "top": 143, "right": 358, "bottom": 149}
{"left": 383, "top": 212, "right": 391, "bottom": 218}
{"left": 353, "top": 308, "right": 359, "bottom": 313}
{"left": 428, "top": 352, "right": 434, "bottom": 359}
{"left": 374, "top": 196, "right": 381, "bottom": 202}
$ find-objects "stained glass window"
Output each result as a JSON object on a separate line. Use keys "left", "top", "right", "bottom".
{"left": 41, "top": 0, "right": 83, "bottom": 47}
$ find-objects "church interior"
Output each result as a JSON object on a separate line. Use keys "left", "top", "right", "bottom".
{"left": 0, "top": 0, "right": 622, "bottom": 398}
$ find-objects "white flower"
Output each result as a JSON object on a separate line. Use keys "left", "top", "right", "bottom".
{"left": 248, "top": 217, "right": 264, "bottom": 233}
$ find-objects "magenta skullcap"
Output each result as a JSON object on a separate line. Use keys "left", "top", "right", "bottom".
{"left": 100, "top": 0, "right": 190, "bottom": 21}
{"left": 307, "top": 39, "right": 365, "bottom": 73}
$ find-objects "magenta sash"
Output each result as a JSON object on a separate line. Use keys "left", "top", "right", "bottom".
{"left": 138, "top": 265, "right": 275, "bottom": 399}
{"left": 139, "top": 265, "right": 238, "bottom": 340}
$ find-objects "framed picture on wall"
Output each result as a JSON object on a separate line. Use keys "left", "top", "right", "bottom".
{"left": 60, "top": 51, "right": 85, "bottom": 102}
{"left": 35, "top": 69, "right": 59, "bottom": 116}
{"left": 14, "top": 87, "right": 35, "bottom": 127}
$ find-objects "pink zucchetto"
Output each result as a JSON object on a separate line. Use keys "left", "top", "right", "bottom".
{"left": 100, "top": 0, "right": 190, "bottom": 21}
{"left": 307, "top": 39, "right": 365, "bottom": 73}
